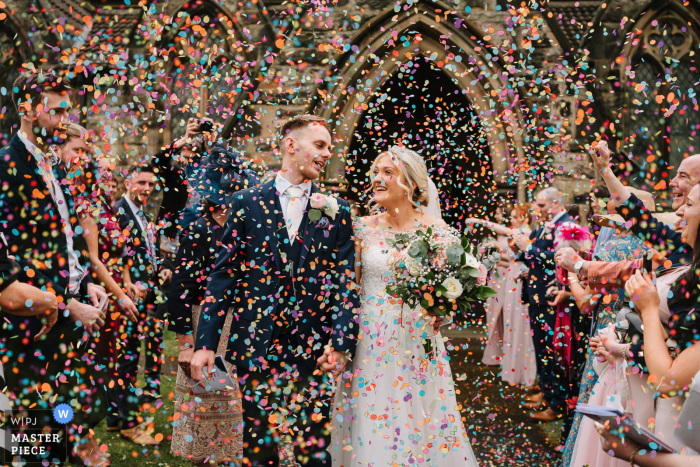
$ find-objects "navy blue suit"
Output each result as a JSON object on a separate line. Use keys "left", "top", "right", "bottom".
{"left": 0, "top": 134, "right": 104, "bottom": 461}
{"left": 112, "top": 197, "right": 164, "bottom": 430}
{"left": 520, "top": 212, "right": 572, "bottom": 412}
{"left": 196, "top": 179, "right": 360, "bottom": 465}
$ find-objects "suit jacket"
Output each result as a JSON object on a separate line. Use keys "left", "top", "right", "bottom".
{"left": 115, "top": 197, "right": 160, "bottom": 292}
{"left": 168, "top": 212, "right": 225, "bottom": 334}
{"left": 520, "top": 212, "right": 573, "bottom": 308}
{"left": 152, "top": 144, "right": 190, "bottom": 239}
{"left": 195, "top": 179, "right": 360, "bottom": 369}
{"left": 0, "top": 134, "right": 91, "bottom": 341}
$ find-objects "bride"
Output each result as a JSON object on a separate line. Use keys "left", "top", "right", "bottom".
{"left": 322, "top": 147, "right": 479, "bottom": 466}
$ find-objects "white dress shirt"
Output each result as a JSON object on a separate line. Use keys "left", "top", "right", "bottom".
{"left": 124, "top": 195, "right": 156, "bottom": 263}
{"left": 18, "top": 131, "right": 86, "bottom": 296}
{"left": 274, "top": 173, "right": 312, "bottom": 220}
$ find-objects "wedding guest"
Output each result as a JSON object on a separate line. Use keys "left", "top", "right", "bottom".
{"left": 555, "top": 141, "right": 697, "bottom": 282}
{"left": 53, "top": 126, "right": 140, "bottom": 437}
{"left": 466, "top": 204, "right": 536, "bottom": 387}
{"left": 546, "top": 222, "right": 594, "bottom": 449}
{"left": 1, "top": 70, "right": 109, "bottom": 465}
{"left": 168, "top": 146, "right": 259, "bottom": 465}
{"left": 560, "top": 199, "right": 649, "bottom": 466}
{"left": 622, "top": 183, "right": 700, "bottom": 448}
{"left": 510, "top": 188, "right": 573, "bottom": 422}
{"left": 113, "top": 164, "right": 168, "bottom": 444}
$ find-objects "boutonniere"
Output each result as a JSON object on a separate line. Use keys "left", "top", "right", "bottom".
{"left": 308, "top": 193, "right": 339, "bottom": 221}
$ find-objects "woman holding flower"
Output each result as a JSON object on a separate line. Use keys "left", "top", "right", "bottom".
{"left": 326, "top": 146, "right": 479, "bottom": 467}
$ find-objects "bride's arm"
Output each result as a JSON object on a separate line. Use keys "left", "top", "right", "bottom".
{"left": 354, "top": 235, "right": 362, "bottom": 286}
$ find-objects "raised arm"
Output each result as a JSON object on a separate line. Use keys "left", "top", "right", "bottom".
{"left": 465, "top": 218, "right": 516, "bottom": 237}
{"left": 590, "top": 140, "right": 631, "bottom": 208}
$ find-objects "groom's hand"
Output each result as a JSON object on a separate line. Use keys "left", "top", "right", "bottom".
{"left": 190, "top": 349, "right": 215, "bottom": 383}
{"left": 317, "top": 347, "right": 348, "bottom": 376}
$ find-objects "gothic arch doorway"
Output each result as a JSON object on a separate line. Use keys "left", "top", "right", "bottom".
{"left": 346, "top": 62, "right": 490, "bottom": 230}
{"left": 314, "top": 2, "right": 526, "bottom": 226}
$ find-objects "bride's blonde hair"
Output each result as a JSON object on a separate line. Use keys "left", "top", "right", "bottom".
{"left": 367, "top": 146, "right": 429, "bottom": 212}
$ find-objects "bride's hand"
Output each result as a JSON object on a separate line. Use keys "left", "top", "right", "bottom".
{"left": 427, "top": 312, "right": 445, "bottom": 334}
{"left": 317, "top": 346, "right": 348, "bottom": 377}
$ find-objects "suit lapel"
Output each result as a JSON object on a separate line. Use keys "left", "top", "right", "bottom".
{"left": 298, "top": 184, "right": 318, "bottom": 270}
{"left": 258, "top": 180, "right": 284, "bottom": 273}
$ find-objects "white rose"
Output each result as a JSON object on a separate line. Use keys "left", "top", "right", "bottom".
{"left": 442, "top": 276, "right": 463, "bottom": 300}
{"left": 464, "top": 253, "right": 479, "bottom": 269}
{"left": 405, "top": 255, "right": 422, "bottom": 276}
{"left": 325, "top": 196, "right": 339, "bottom": 220}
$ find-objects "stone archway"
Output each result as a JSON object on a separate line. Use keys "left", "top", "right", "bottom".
{"left": 314, "top": 2, "right": 528, "bottom": 216}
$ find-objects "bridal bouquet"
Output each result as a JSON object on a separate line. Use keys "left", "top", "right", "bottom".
{"left": 385, "top": 226, "right": 499, "bottom": 354}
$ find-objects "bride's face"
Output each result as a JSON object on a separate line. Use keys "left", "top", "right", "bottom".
{"left": 372, "top": 155, "right": 412, "bottom": 208}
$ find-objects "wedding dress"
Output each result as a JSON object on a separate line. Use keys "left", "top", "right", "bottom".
{"left": 329, "top": 222, "right": 479, "bottom": 467}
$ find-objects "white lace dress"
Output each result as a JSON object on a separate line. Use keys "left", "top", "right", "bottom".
{"left": 329, "top": 223, "right": 479, "bottom": 467}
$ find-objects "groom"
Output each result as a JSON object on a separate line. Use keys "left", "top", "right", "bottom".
{"left": 191, "top": 115, "right": 360, "bottom": 466}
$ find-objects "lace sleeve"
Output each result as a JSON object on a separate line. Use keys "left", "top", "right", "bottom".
{"left": 353, "top": 222, "right": 366, "bottom": 243}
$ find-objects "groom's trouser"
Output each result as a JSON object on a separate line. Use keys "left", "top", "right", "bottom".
{"left": 236, "top": 332, "right": 333, "bottom": 467}
{"left": 528, "top": 304, "right": 566, "bottom": 413}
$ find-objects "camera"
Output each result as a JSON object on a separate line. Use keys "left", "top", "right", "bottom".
{"left": 199, "top": 120, "right": 213, "bottom": 133}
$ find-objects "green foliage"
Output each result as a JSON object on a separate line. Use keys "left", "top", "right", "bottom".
{"left": 308, "top": 209, "right": 322, "bottom": 221}
{"left": 408, "top": 240, "right": 429, "bottom": 259}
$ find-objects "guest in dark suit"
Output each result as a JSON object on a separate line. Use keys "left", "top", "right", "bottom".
{"left": 0, "top": 71, "right": 109, "bottom": 465}
{"left": 511, "top": 187, "right": 573, "bottom": 422}
{"left": 190, "top": 115, "right": 360, "bottom": 466}
{"left": 112, "top": 164, "right": 169, "bottom": 444}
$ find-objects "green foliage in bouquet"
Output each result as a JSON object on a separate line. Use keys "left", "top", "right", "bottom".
{"left": 385, "top": 226, "right": 500, "bottom": 356}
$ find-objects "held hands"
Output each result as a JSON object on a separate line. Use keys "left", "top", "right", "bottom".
{"left": 317, "top": 346, "right": 348, "bottom": 378}
{"left": 624, "top": 270, "right": 660, "bottom": 320}
{"left": 554, "top": 247, "right": 581, "bottom": 273}
{"left": 590, "top": 140, "right": 613, "bottom": 175}
{"left": 190, "top": 348, "right": 215, "bottom": 383}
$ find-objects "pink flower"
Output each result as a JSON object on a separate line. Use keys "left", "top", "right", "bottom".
{"left": 310, "top": 193, "right": 327, "bottom": 209}
{"left": 476, "top": 263, "right": 488, "bottom": 286}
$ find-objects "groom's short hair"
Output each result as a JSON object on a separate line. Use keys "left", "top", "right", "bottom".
{"left": 278, "top": 115, "right": 331, "bottom": 146}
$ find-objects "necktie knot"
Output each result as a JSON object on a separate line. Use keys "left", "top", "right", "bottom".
{"left": 286, "top": 186, "right": 305, "bottom": 200}
{"left": 284, "top": 186, "right": 306, "bottom": 244}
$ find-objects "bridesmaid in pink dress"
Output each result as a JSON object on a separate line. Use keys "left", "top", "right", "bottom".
{"left": 468, "top": 204, "right": 537, "bottom": 386}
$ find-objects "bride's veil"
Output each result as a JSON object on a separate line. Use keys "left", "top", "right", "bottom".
{"left": 422, "top": 177, "right": 442, "bottom": 220}
{"left": 387, "top": 146, "right": 443, "bottom": 221}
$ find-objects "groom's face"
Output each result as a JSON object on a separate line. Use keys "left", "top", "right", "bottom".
{"left": 285, "top": 123, "right": 332, "bottom": 181}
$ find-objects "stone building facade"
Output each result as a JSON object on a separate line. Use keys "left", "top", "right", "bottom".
{"left": 1, "top": 0, "right": 697, "bottom": 221}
